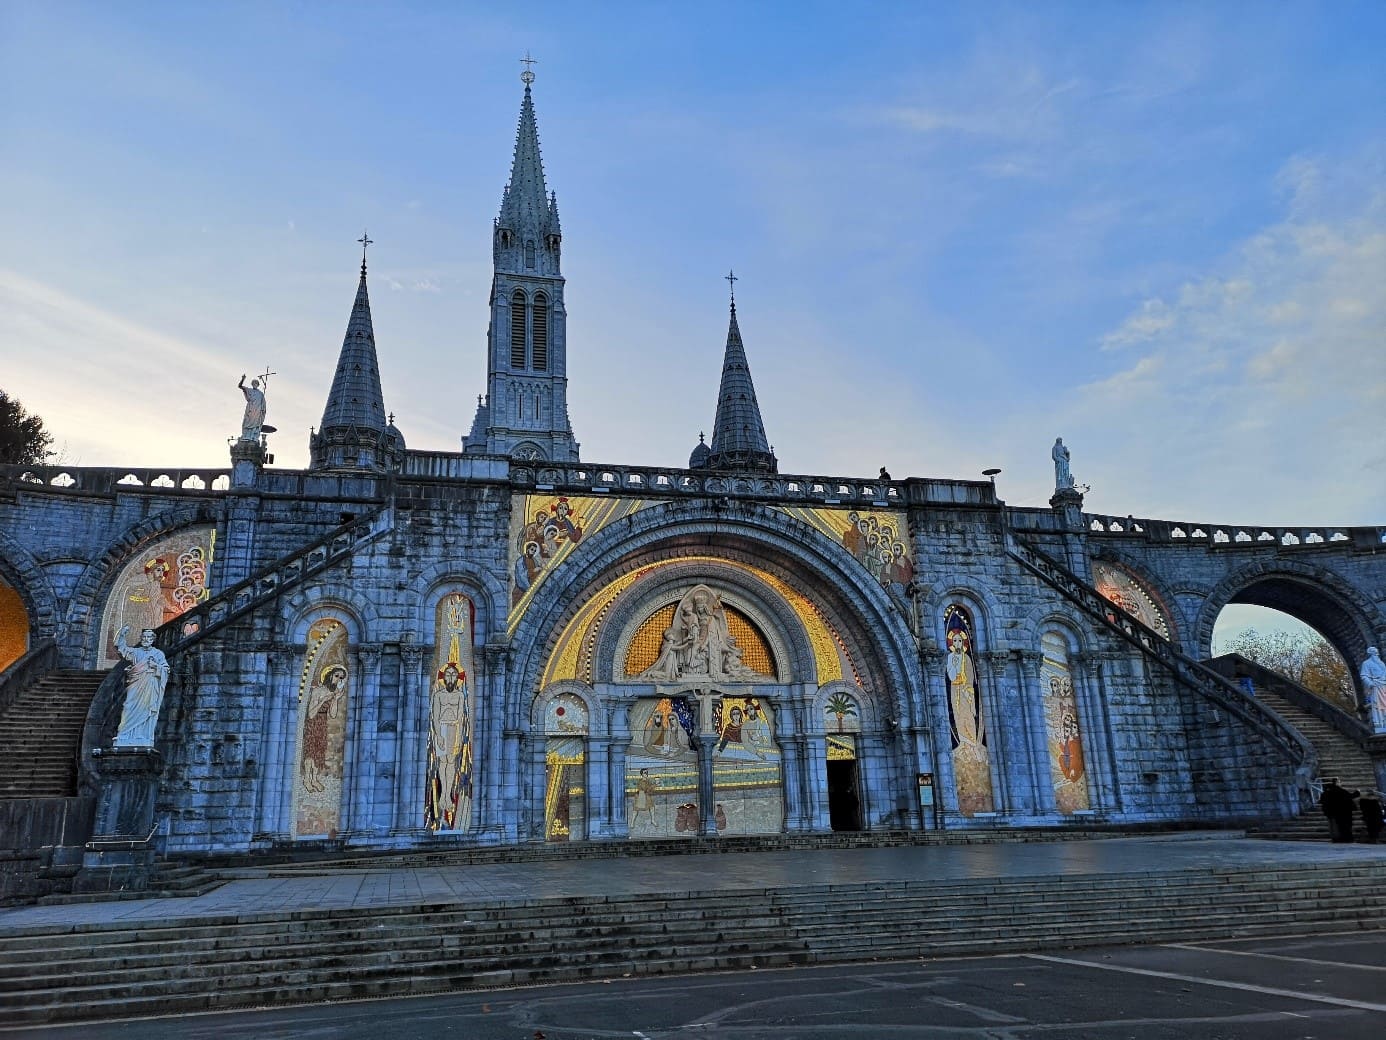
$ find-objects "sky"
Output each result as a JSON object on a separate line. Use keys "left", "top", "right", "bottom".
{"left": 2, "top": 1, "right": 1384, "bottom": 528}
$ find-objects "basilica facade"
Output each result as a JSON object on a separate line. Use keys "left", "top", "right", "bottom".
{"left": 2, "top": 82, "right": 1383, "bottom": 861}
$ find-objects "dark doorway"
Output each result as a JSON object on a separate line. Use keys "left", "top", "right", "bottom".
{"left": 827, "top": 759, "right": 861, "bottom": 831}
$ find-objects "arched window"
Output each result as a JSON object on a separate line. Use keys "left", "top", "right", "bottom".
{"left": 510, "top": 290, "right": 526, "bottom": 368}
{"left": 532, "top": 291, "right": 548, "bottom": 371}
{"left": 1040, "top": 630, "right": 1089, "bottom": 813}
{"left": 943, "top": 604, "right": 994, "bottom": 815}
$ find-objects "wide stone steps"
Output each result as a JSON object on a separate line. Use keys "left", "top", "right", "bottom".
{"left": 2, "top": 862, "right": 1381, "bottom": 1025}
{"left": 0, "top": 670, "right": 104, "bottom": 798}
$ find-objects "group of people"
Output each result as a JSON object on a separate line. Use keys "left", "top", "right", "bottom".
{"left": 842, "top": 512, "right": 913, "bottom": 590}
{"left": 1318, "top": 781, "right": 1384, "bottom": 844}
{"left": 512, "top": 498, "right": 584, "bottom": 605}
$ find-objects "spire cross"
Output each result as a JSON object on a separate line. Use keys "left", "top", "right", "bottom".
{"left": 725, "top": 269, "right": 737, "bottom": 304}
{"left": 520, "top": 52, "right": 537, "bottom": 86}
{"left": 357, "top": 230, "right": 373, "bottom": 270}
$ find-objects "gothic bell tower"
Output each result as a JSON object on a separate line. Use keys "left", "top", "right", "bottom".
{"left": 463, "top": 67, "right": 579, "bottom": 462}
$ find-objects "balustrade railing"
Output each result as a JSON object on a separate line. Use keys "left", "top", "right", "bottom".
{"left": 1, "top": 464, "right": 232, "bottom": 495}
{"left": 1085, "top": 511, "right": 1385, "bottom": 550}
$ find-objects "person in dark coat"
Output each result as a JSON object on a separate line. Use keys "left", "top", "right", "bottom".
{"left": 1358, "top": 789, "right": 1383, "bottom": 844}
{"left": 1319, "top": 781, "right": 1359, "bottom": 843}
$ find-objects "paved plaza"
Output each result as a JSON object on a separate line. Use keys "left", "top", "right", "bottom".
{"left": 10, "top": 932, "right": 1386, "bottom": 1039}
{"left": 3, "top": 833, "right": 1385, "bottom": 933}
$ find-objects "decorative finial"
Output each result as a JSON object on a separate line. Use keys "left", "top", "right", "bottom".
{"left": 699, "top": 431, "right": 705, "bottom": 444}
{"left": 388, "top": 412, "right": 395, "bottom": 426}
{"left": 357, "top": 230, "right": 373, "bottom": 272}
{"left": 725, "top": 269, "right": 738, "bottom": 306}
{"left": 520, "top": 52, "right": 537, "bottom": 87}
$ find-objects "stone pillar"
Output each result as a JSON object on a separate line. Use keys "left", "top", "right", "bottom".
{"left": 343, "top": 643, "right": 382, "bottom": 842}
{"left": 776, "top": 695, "right": 808, "bottom": 832}
{"left": 696, "top": 734, "right": 717, "bottom": 837}
{"left": 981, "top": 649, "right": 1016, "bottom": 814}
{"left": 607, "top": 700, "right": 632, "bottom": 840}
{"left": 1017, "top": 649, "right": 1056, "bottom": 816}
{"left": 254, "top": 648, "right": 292, "bottom": 843}
{"left": 393, "top": 644, "right": 428, "bottom": 838}
{"left": 1048, "top": 486, "right": 1088, "bottom": 575}
{"left": 224, "top": 439, "right": 266, "bottom": 587}
{"left": 1072, "top": 651, "right": 1115, "bottom": 812}
{"left": 524, "top": 732, "right": 548, "bottom": 842}
{"left": 585, "top": 735, "right": 613, "bottom": 839}
{"left": 73, "top": 748, "right": 164, "bottom": 894}
{"left": 921, "top": 648, "right": 964, "bottom": 826}
{"left": 483, "top": 644, "right": 515, "bottom": 842}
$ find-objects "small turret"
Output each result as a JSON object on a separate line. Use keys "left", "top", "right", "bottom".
{"left": 699, "top": 273, "right": 777, "bottom": 474}
{"left": 309, "top": 241, "right": 403, "bottom": 472}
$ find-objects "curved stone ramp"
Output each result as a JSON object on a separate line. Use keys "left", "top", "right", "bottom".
{"left": 2, "top": 854, "right": 1384, "bottom": 1027}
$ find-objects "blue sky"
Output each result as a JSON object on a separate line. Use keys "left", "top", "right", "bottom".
{"left": 3, "top": 1, "right": 1384, "bottom": 527}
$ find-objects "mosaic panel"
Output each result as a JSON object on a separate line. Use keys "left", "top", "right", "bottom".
{"left": 542, "top": 556, "right": 851, "bottom": 688}
{"left": 823, "top": 690, "right": 863, "bottom": 734}
{"left": 776, "top": 506, "right": 914, "bottom": 593}
{"left": 96, "top": 526, "right": 215, "bottom": 667}
{"left": 1040, "top": 631, "right": 1089, "bottom": 813}
{"left": 544, "top": 736, "right": 586, "bottom": 842}
{"left": 544, "top": 693, "right": 590, "bottom": 736}
{"left": 0, "top": 579, "right": 27, "bottom": 672}
{"left": 508, "top": 494, "right": 650, "bottom": 634}
{"left": 711, "top": 695, "right": 784, "bottom": 836}
{"left": 626, "top": 697, "right": 699, "bottom": 839}
{"left": 944, "top": 604, "right": 994, "bottom": 815}
{"left": 1092, "top": 560, "right": 1171, "bottom": 640}
{"left": 294, "top": 618, "right": 350, "bottom": 838}
{"left": 426, "top": 593, "right": 475, "bottom": 832}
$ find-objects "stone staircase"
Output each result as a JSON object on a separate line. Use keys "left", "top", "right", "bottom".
{"left": 0, "top": 861, "right": 1380, "bottom": 1026}
{"left": 0, "top": 671, "right": 104, "bottom": 798}
{"left": 1008, "top": 538, "right": 1315, "bottom": 790}
{"left": 1211, "top": 665, "right": 1377, "bottom": 842}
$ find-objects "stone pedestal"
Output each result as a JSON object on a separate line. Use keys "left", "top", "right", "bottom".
{"left": 72, "top": 747, "right": 164, "bottom": 894}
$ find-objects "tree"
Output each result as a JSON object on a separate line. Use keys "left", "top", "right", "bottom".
{"left": 1218, "top": 626, "right": 1353, "bottom": 710}
{"left": 0, "top": 390, "right": 54, "bottom": 465}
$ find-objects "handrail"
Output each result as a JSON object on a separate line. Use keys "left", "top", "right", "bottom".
{"left": 1083, "top": 511, "right": 1386, "bottom": 551}
{"left": 1008, "top": 536, "right": 1317, "bottom": 783}
{"left": 81, "top": 503, "right": 394, "bottom": 773}
{"left": 1204, "top": 654, "right": 1373, "bottom": 743}
{"left": 0, "top": 638, "right": 58, "bottom": 717}
{"left": 151, "top": 504, "right": 394, "bottom": 657}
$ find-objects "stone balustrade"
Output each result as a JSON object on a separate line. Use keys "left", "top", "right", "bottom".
{"left": 1084, "top": 511, "right": 1386, "bottom": 550}
{"left": 1, "top": 465, "right": 231, "bottom": 495}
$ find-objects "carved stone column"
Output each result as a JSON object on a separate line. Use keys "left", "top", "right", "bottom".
{"left": 73, "top": 748, "right": 164, "bottom": 893}
{"left": 921, "top": 648, "right": 964, "bottom": 825}
{"left": 343, "top": 643, "right": 382, "bottom": 841}
{"left": 254, "top": 648, "right": 292, "bottom": 842}
{"left": 1017, "top": 649, "right": 1056, "bottom": 815}
{"left": 392, "top": 643, "right": 428, "bottom": 837}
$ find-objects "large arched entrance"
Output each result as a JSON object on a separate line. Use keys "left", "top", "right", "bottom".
{"left": 506, "top": 502, "right": 927, "bottom": 844}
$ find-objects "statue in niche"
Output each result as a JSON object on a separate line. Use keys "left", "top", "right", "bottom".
{"left": 1361, "top": 647, "right": 1386, "bottom": 731}
{"left": 639, "top": 585, "right": 764, "bottom": 682}
{"left": 238, "top": 374, "right": 267, "bottom": 441}
{"left": 111, "top": 625, "right": 170, "bottom": 748}
{"left": 1052, "top": 437, "right": 1075, "bottom": 491}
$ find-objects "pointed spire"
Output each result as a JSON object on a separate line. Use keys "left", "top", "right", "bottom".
{"left": 498, "top": 69, "right": 553, "bottom": 237}
{"left": 704, "top": 275, "right": 777, "bottom": 473}
{"left": 310, "top": 249, "right": 401, "bottom": 470}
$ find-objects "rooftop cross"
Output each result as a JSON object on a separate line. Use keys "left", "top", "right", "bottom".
{"left": 725, "top": 269, "right": 737, "bottom": 305}
{"left": 357, "top": 230, "right": 373, "bottom": 272}
{"left": 520, "top": 52, "right": 537, "bottom": 86}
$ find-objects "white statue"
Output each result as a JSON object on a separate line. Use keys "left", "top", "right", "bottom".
{"left": 111, "top": 625, "right": 170, "bottom": 748}
{"left": 238, "top": 374, "right": 267, "bottom": 441}
{"left": 1052, "top": 437, "right": 1074, "bottom": 491}
{"left": 1361, "top": 646, "right": 1386, "bottom": 732}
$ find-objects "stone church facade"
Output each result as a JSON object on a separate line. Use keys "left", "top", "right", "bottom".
{"left": 2, "top": 82, "right": 1383, "bottom": 862}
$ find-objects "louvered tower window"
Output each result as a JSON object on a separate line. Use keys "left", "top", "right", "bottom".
{"left": 510, "top": 290, "right": 527, "bottom": 368}
{"left": 532, "top": 292, "right": 548, "bottom": 371}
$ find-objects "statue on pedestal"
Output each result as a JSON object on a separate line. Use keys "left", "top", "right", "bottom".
{"left": 238, "top": 373, "right": 267, "bottom": 442}
{"left": 111, "top": 626, "right": 170, "bottom": 748}
{"left": 1361, "top": 646, "right": 1386, "bottom": 731}
{"left": 1052, "top": 437, "right": 1075, "bottom": 492}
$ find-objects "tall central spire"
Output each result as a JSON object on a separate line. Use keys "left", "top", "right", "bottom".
{"left": 463, "top": 65, "right": 578, "bottom": 463}
{"left": 693, "top": 274, "right": 777, "bottom": 473}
